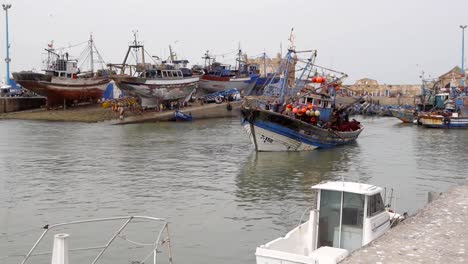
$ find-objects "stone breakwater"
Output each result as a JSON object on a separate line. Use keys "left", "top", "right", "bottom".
{"left": 342, "top": 182, "right": 468, "bottom": 264}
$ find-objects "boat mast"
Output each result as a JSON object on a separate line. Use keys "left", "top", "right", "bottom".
{"left": 263, "top": 52, "right": 267, "bottom": 78}
{"left": 3, "top": 4, "right": 11, "bottom": 86}
{"left": 89, "top": 34, "right": 94, "bottom": 75}
{"left": 237, "top": 43, "right": 242, "bottom": 77}
{"left": 169, "top": 45, "right": 175, "bottom": 62}
{"left": 280, "top": 50, "right": 293, "bottom": 105}
{"left": 202, "top": 50, "right": 213, "bottom": 71}
{"left": 280, "top": 28, "right": 295, "bottom": 104}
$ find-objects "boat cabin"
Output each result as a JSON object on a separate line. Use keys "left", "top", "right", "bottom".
{"left": 45, "top": 58, "right": 79, "bottom": 78}
{"left": 145, "top": 69, "right": 185, "bottom": 79}
{"left": 299, "top": 94, "right": 334, "bottom": 122}
{"left": 256, "top": 181, "right": 392, "bottom": 264}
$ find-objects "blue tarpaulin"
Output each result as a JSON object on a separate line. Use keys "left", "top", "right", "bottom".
{"left": 102, "top": 81, "right": 124, "bottom": 100}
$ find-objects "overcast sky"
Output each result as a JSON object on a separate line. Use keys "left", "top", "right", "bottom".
{"left": 1, "top": 0, "right": 467, "bottom": 84}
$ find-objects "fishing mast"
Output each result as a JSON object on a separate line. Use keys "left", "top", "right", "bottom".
{"left": 89, "top": 34, "right": 94, "bottom": 75}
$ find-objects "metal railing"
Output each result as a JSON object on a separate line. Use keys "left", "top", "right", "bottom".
{"left": 20, "top": 216, "right": 173, "bottom": 264}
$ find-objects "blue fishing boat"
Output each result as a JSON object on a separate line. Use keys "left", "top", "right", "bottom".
{"left": 174, "top": 110, "right": 193, "bottom": 121}
{"left": 390, "top": 108, "right": 416, "bottom": 123}
{"left": 201, "top": 88, "right": 241, "bottom": 103}
{"left": 240, "top": 32, "right": 364, "bottom": 151}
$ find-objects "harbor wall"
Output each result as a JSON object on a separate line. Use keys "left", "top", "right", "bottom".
{"left": 0, "top": 97, "right": 45, "bottom": 113}
{"left": 337, "top": 95, "right": 414, "bottom": 106}
{"left": 341, "top": 180, "right": 468, "bottom": 264}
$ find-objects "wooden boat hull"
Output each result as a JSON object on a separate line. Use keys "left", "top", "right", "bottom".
{"left": 198, "top": 75, "right": 259, "bottom": 94}
{"left": 13, "top": 72, "right": 110, "bottom": 106}
{"left": 419, "top": 114, "right": 468, "bottom": 128}
{"left": 390, "top": 109, "right": 415, "bottom": 123}
{"left": 113, "top": 75, "right": 199, "bottom": 108}
{"left": 241, "top": 107, "right": 363, "bottom": 152}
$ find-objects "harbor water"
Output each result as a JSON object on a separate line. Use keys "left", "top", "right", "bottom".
{"left": 0, "top": 117, "right": 467, "bottom": 263}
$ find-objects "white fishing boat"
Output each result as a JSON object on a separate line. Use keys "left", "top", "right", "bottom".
{"left": 255, "top": 181, "right": 405, "bottom": 264}
{"left": 11, "top": 216, "right": 173, "bottom": 264}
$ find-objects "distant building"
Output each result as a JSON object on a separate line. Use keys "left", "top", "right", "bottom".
{"left": 343, "top": 78, "right": 420, "bottom": 97}
{"left": 437, "top": 66, "right": 464, "bottom": 88}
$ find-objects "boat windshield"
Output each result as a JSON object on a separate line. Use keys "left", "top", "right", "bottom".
{"left": 317, "top": 190, "right": 365, "bottom": 252}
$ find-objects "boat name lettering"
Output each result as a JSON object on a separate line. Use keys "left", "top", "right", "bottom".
{"left": 260, "top": 135, "right": 274, "bottom": 143}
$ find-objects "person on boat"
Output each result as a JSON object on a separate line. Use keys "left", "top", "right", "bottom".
{"left": 227, "top": 101, "right": 233, "bottom": 111}
{"left": 272, "top": 100, "right": 280, "bottom": 112}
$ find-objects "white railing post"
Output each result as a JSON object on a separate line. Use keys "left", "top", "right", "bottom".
{"left": 51, "top": 234, "right": 70, "bottom": 264}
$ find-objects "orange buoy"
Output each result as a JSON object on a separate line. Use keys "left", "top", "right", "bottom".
{"left": 293, "top": 107, "right": 298, "bottom": 113}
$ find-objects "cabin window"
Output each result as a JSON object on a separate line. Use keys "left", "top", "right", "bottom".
{"left": 163, "top": 72, "right": 167, "bottom": 78}
{"left": 317, "top": 190, "right": 342, "bottom": 248}
{"left": 367, "top": 194, "right": 385, "bottom": 217}
{"left": 340, "top": 192, "right": 364, "bottom": 251}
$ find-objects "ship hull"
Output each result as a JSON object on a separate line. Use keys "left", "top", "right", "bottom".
{"left": 13, "top": 72, "right": 110, "bottom": 106}
{"left": 390, "top": 109, "right": 415, "bottom": 123}
{"left": 241, "top": 107, "right": 363, "bottom": 152}
{"left": 419, "top": 114, "right": 468, "bottom": 128}
{"left": 114, "top": 75, "right": 199, "bottom": 108}
{"left": 198, "top": 75, "right": 258, "bottom": 94}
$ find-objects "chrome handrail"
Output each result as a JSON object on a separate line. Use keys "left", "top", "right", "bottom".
{"left": 20, "top": 215, "right": 172, "bottom": 264}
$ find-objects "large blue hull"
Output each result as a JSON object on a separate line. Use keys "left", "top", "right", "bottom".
{"left": 241, "top": 108, "right": 363, "bottom": 151}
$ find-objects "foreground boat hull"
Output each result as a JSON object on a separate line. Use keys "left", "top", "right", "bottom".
{"left": 13, "top": 72, "right": 110, "bottom": 106}
{"left": 241, "top": 108, "right": 363, "bottom": 152}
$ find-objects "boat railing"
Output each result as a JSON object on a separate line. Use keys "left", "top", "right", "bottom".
{"left": 19, "top": 215, "right": 173, "bottom": 264}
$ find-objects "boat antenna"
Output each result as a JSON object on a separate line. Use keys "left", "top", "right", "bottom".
{"left": 288, "top": 27, "right": 295, "bottom": 50}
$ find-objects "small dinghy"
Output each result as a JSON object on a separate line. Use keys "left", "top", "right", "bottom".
{"left": 255, "top": 181, "right": 405, "bottom": 264}
{"left": 174, "top": 110, "right": 193, "bottom": 121}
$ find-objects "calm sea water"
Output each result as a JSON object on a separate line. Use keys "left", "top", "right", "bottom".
{"left": 0, "top": 116, "right": 467, "bottom": 264}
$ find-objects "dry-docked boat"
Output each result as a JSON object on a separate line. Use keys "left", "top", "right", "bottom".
{"left": 241, "top": 44, "right": 364, "bottom": 152}
{"left": 13, "top": 36, "right": 110, "bottom": 106}
{"left": 198, "top": 50, "right": 259, "bottom": 94}
{"left": 255, "top": 181, "right": 405, "bottom": 264}
{"left": 110, "top": 39, "right": 200, "bottom": 108}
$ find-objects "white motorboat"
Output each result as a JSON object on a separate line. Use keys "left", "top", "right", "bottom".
{"left": 10, "top": 216, "right": 173, "bottom": 264}
{"left": 255, "top": 181, "right": 405, "bottom": 264}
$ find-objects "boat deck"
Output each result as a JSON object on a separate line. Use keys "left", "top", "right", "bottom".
{"left": 342, "top": 180, "right": 468, "bottom": 264}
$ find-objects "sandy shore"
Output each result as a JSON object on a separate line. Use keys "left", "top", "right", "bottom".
{"left": 0, "top": 101, "right": 241, "bottom": 123}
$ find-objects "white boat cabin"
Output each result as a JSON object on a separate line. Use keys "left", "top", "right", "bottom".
{"left": 45, "top": 58, "right": 79, "bottom": 78}
{"left": 256, "top": 181, "right": 392, "bottom": 264}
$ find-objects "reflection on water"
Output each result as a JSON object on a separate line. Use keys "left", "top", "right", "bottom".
{"left": 0, "top": 116, "right": 467, "bottom": 264}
